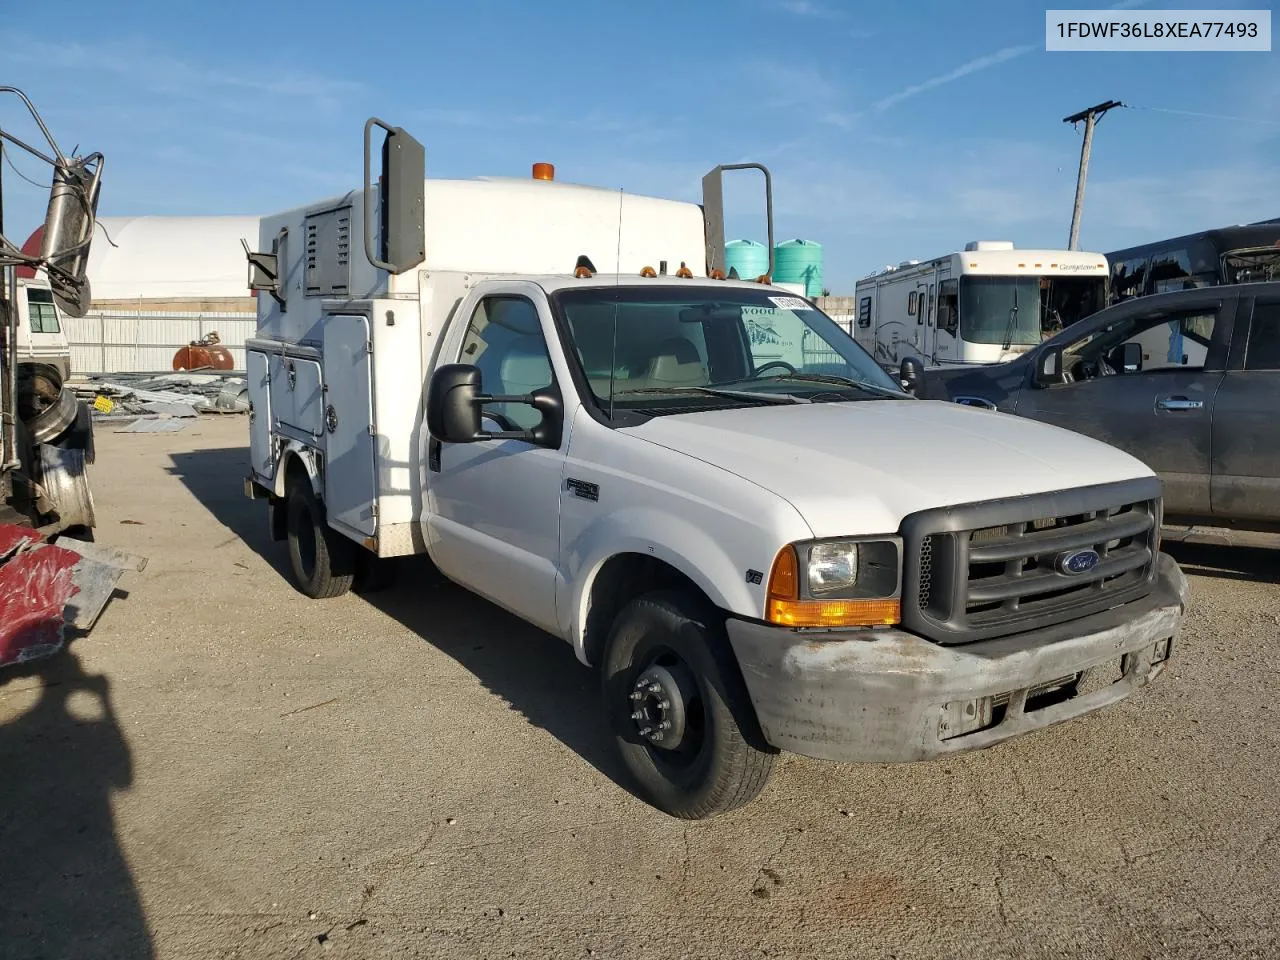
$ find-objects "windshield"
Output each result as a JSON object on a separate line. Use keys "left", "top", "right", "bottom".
{"left": 552, "top": 287, "right": 903, "bottom": 420}
{"left": 959, "top": 276, "right": 1042, "bottom": 345}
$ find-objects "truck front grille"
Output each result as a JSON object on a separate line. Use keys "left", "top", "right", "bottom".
{"left": 900, "top": 478, "right": 1163, "bottom": 645}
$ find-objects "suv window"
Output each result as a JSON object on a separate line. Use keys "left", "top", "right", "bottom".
{"left": 458, "top": 297, "right": 553, "bottom": 432}
{"left": 1245, "top": 300, "right": 1280, "bottom": 371}
{"left": 1063, "top": 307, "right": 1218, "bottom": 375}
{"left": 27, "top": 288, "right": 61, "bottom": 334}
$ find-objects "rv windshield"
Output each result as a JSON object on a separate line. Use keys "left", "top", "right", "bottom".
{"left": 959, "top": 276, "right": 1042, "bottom": 345}
{"left": 553, "top": 286, "right": 902, "bottom": 421}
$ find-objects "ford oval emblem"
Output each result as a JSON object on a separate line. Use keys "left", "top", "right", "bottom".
{"left": 1057, "top": 548, "right": 1100, "bottom": 576}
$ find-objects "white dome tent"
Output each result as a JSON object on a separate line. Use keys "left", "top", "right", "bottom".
{"left": 60, "top": 215, "right": 261, "bottom": 373}
{"left": 87, "top": 216, "right": 261, "bottom": 310}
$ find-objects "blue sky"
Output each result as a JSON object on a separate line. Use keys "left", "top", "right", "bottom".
{"left": 2, "top": 0, "right": 1276, "bottom": 291}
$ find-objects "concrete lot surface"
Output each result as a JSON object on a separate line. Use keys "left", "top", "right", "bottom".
{"left": 2, "top": 415, "right": 1279, "bottom": 959}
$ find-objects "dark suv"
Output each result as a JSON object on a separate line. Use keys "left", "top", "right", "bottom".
{"left": 918, "top": 282, "right": 1280, "bottom": 541}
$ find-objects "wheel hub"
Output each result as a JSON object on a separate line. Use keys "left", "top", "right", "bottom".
{"left": 629, "top": 663, "right": 692, "bottom": 748}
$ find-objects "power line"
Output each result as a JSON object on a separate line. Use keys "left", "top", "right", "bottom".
{"left": 0, "top": 143, "right": 46, "bottom": 189}
{"left": 1127, "top": 104, "right": 1280, "bottom": 127}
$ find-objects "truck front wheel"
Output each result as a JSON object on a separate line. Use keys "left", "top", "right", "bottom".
{"left": 285, "top": 482, "right": 355, "bottom": 599}
{"left": 602, "top": 590, "right": 775, "bottom": 819}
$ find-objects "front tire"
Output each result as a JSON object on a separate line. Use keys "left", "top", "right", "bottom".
{"left": 285, "top": 482, "right": 354, "bottom": 599}
{"left": 602, "top": 590, "right": 775, "bottom": 819}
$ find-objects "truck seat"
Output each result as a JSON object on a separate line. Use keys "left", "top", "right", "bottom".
{"left": 642, "top": 337, "right": 706, "bottom": 387}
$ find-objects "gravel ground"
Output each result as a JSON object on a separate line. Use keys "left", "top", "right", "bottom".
{"left": 2, "top": 415, "right": 1278, "bottom": 960}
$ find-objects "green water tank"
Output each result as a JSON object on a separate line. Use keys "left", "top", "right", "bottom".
{"left": 773, "top": 239, "right": 824, "bottom": 297}
{"left": 724, "top": 239, "right": 770, "bottom": 281}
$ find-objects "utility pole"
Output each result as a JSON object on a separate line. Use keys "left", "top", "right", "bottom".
{"left": 1064, "top": 99, "right": 1123, "bottom": 251}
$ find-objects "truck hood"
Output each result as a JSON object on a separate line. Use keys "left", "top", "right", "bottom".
{"left": 624, "top": 399, "right": 1154, "bottom": 537}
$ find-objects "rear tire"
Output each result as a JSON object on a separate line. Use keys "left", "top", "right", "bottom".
{"left": 286, "top": 482, "right": 354, "bottom": 599}
{"left": 602, "top": 590, "right": 775, "bottom": 819}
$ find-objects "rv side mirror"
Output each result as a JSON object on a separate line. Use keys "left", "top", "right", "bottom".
{"left": 427, "top": 364, "right": 484, "bottom": 443}
{"left": 1034, "top": 347, "right": 1063, "bottom": 387}
{"left": 899, "top": 356, "right": 924, "bottom": 395}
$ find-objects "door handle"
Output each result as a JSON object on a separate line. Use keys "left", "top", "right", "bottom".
{"left": 1156, "top": 396, "right": 1203, "bottom": 411}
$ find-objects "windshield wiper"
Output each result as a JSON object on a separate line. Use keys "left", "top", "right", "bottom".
{"left": 612, "top": 386, "right": 806, "bottom": 405}
{"left": 1002, "top": 284, "right": 1020, "bottom": 351}
{"left": 753, "top": 372, "right": 905, "bottom": 399}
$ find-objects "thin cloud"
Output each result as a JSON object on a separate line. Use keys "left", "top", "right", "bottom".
{"left": 872, "top": 44, "right": 1036, "bottom": 112}
{"left": 768, "top": 0, "right": 846, "bottom": 19}
{"left": 3, "top": 37, "right": 361, "bottom": 113}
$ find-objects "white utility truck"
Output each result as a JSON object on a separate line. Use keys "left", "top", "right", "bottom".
{"left": 243, "top": 120, "right": 1188, "bottom": 819}
{"left": 853, "top": 241, "right": 1109, "bottom": 371}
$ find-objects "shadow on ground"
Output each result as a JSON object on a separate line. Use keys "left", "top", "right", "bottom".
{"left": 0, "top": 653, "right": 153, "bottom": 960}
{"left": 167, "top": 445, "right": 634, "bottom": 797}
{"left": 1164, "top": 541, "right": 1279, "bottom": 584}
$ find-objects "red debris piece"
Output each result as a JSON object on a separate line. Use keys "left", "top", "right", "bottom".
{"left": 0, "top": 527, "right": 82, "bottom": 668}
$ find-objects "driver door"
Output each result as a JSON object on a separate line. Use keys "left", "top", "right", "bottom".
{"left": 426, "top": 292, "right": 565, "bottom": 633}
{"left": 1016, "top": 297, "right": 1234, "bottom": 516}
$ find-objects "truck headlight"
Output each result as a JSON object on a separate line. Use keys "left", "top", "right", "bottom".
{"left": 766, "top": 537, "right": 902, "bottom": 628}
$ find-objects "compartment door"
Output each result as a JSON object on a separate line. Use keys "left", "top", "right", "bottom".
{"left": 246, "top": 351, "right": 273, "bottom": 479}
{"left": 323, "top": 315, "right": 378, "bottom": 537}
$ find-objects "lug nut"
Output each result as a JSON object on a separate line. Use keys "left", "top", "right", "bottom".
{"left": 630, "top": 690, "right": 644, "bottom": 701}
{"left": 659, "top": 720, "right": 671, "bottom": 730}
{"left": 639, "top": 726, "right": 653, "bottom": 738}
{"left": 648, "top": 682, "right": 661, "bottom": 694}
{"left": 631, "top": 711, "right": 644, "bottom": 721}
{"left": 658, "top": 699, "right": 671, "bottom": 710}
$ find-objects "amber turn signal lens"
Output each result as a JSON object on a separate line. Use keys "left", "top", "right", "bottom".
{"left": 764, "top": 545, "right": 900, "bottom": 628}
{"left": 675, "top": 261, "right": 694, "bottom": 278}
{"left": 766, "top": 597, "right": 901, "bottom": 628}
{"left": 640, "top": 266, "right": 657, "bottom": 278}
{"left": 532, "top": 162, "right": 555, "bottom": 181}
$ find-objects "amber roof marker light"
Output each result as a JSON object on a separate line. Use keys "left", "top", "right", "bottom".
{"left": 532, "top": 162, "right": 555, "bottom": 181}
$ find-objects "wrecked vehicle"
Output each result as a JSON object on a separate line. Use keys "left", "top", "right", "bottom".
{"left": 0, "top": 87, "right": 142, "bottom": 667}
{"left": 243, "top": 119, "right": 1189, "bottom": 819}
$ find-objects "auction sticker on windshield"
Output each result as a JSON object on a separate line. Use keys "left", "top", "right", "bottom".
{"left": 768, "top": 296, "right": 812, "bottom": 310}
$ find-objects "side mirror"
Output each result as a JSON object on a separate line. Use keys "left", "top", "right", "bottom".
{"left": 1118, "top": 341, "right": 1142, "bottom": 373}
{"left": 427, "top": 364, "right": 484, "bottom": 443}
{"left": 1034, "top": 348, "right": 1062, "bottom": 388}
{"left": 426, "top": 363, "right": 565, "bottom": 447}
{"left": 364, "top": 118, "right": 426, "bottom": 274}
{"left": 899, "top": 356, "right": 924, "bottom": 395}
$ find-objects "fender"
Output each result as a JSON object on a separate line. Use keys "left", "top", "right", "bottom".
{"left": 561, "top": 504, "right": 784, "bottom": 666}
{"left": 271, "top": 440, "right": 322, "bottom": 500}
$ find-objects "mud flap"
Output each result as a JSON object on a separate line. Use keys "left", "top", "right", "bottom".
{"left": 0, "top": 524, "right": 147, "bottom": 669}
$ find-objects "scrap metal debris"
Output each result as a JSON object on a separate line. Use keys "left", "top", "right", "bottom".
{"left": 69, "top": 372, "right": 250, "bottom": 430}
{"left": 0, "top": 524, "right": 147, "bottom": 669}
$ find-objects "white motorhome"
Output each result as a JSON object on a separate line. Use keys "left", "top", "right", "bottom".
{"left": 853, "top": 241, "right": 1109, "bottom": 370}
{"left": 243, "top": 121, "right": 1187, "bottom": 820}
{"left": 14, "top": 272, "right": 72, "bottom": 381}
